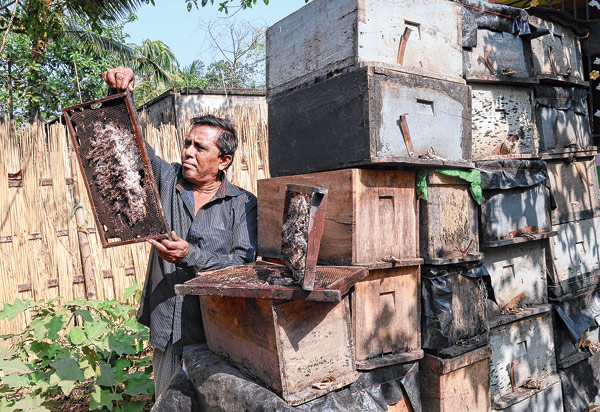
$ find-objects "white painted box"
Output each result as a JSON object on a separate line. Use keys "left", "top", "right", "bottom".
{"left": 266, "top": 0, "right": 463, "bottom": 96}
{"left": 471, "top": 84, "right": 537, "bottom": 160}
{"left": 482, "top": 240, "right": 547, "bottom": 316}
{"left": 529, "top": 15, "right": 585, "bottom": 85}
{"left": 489, "top": 306, "right": 557, "bottom": 408}
{"left": 547, "top": 217, "right": 600, "bottom": 288}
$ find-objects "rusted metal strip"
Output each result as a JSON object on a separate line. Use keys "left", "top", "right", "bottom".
{"left": 510, "top": 359, "right": 519, "bottom": 392}
{"left": 18, "top": 283, "right": 32, "bottom": 292}
{"left": 396, "top": 27, "right": 412, "bottom": 65}
{"left": 47, "top": 279, "right": 59, "bottom": 288}
{"left": 502, "top": 292, "right": 525, "bottom": 314}
{"left": 398, "top": 114, "right": 415, "bottom": 158}
{"left": 483, "top": 47, "right": 496, "bottom": 75}
{"left": 461, "top": 238, "right": 475, "bottom": 257}
{"left": 575, "top": 162, "right": 593, "bottom": 186}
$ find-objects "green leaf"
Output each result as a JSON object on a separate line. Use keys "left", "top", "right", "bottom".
{"left": 0, "top": 398, "right": 14, "bottom": 412}
{"left": 0, "top": 359, "right": 33, "bottom": 375}
{"left": 122, "top": 317, "right": 145, "bottom": 333}
{"left": 108, "top": 334, "right": 136, "bottom": 355}
{"left": 49, "top": 355, "right": 85, "bottom": 396}
{"left": 125, "top": 374, "right": 154, "bottom": 396}
{"left": 85, "top": 319, "right": 110, "bottom": 340}
{"left": 29, "top": 341, "right": 60, "bottom": 360}
{"left": 114, "top": 400, "right": 145, "bottom": 412}
{"left": 43, "top": 315, "right": 65, "bottom": 340}
{"left": 90, "top": 385, "right": 122, "bottom": 411}
{"left": 97, "top": 363, "right": 116, "bottom": 387}
{"left": 1, "top": 373, "right": 29, "bottom": 388}
{"left": 123, "top": 284, "right": 138, "bottom": 301}
{"left": 74, "top": 309, "right": 93, "bottom": 322}
{"left": 0, "top": 299, "right": 29, "bottom": 321}
{"left": 0, "top": 348, "right": 14, "bottom": 360}
{"left": 113, "top": 358, "right": 132, "bottom": 382}
{"left": 68, "top": 327, "right": 87, "bottom": 345}
{"left": 30, "top": 318, "right": 47, "bottom": 341}
{"left": 11, "top": 394, "right": 48, "bottom": 412}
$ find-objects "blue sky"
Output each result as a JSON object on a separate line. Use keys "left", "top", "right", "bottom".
{"left": 124, "top": 0, "right": 307, "bottom": 67}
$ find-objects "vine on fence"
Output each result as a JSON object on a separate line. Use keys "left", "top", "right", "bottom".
{"left": 0, "top": 284, "right": 153, "bottom": 411}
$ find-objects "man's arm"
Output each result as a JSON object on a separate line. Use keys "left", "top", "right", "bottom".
{"left": 149, "top": 195, "right": 258, "bottom": 273}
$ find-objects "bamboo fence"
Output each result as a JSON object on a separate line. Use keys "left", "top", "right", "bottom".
{"left": 0, "top": 103, "right": 269, "bottom": 338}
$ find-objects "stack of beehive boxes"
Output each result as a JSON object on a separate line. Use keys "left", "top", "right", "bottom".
{"left": 176, "top": 0, "right": 600, "bottom": 410}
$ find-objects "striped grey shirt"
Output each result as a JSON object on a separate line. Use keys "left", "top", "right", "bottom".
{"left": 137, "top": 143, "right": 257, "bottom": 354}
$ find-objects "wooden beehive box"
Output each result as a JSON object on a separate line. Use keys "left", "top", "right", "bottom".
{"left": 176, "top": 264, "right": 367, "bottom": 405}
{"left": 478, "top": 160, "right": 556, "bottom": 247}
{"left": 352, "top": 265, "right": 422, "bottom": 370}
{"left": 546, "top": 217, "right": 600, "bottom": 295}
{"left": 482, "top": 240, "right": 547, "bottom": 317}
{"left": 545, "top": 153, "right": 600, "bottom": 224}
{"left": 421, "top": 263, "right": 490, "bottom": 356}
{"left": 268, "top": 66, "right": 472, "bottom": 177}
{"left": 462, "top": 1, "right": 536, "bottom": 84}
{"left": 534, "top": 85, "right": 593, "bottom": 154}
{"left": 488, "top": 305, "right": 559, "bottom": 409}
{"left": 559, "top": 352, "right": 600, "bottom": 412}
{"left": 258, "top": 169, "right": 421, "bottom": 266}
{"left": 420, "top": 346, "right": 491, "bottom": 412}
{"left": 529, "top": 15, "right": 585, "bottom": 85}
{"left": 419, "top": 172, "right": 483, "bottom": 264}
{"left": 553, "top": 287, "right": 600, "bottom": 369}
{"left": 471, "top": 84, "right": 538, "bottom": 161}
{"left": 266, "top": 0, "right": 463, "bottom": 97}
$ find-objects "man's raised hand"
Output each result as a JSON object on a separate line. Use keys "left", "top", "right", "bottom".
{"left": 102, "top": 66, "right": 135, "bottom": 92}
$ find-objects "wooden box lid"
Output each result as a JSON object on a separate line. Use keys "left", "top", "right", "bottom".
{"left": 175, "top": 263, "right": 368, "bottom": 302}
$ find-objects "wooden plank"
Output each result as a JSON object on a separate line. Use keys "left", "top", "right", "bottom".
{"left": 471, "top": 84, "right": 538, "bottom": 161}
{"left": 47, "top": 279, "right": 59, "bottom": 288}
{"left": 265, "top": 0, "right": 463, "bottom": 97}
{"left": 352, "top": 266, "right": 421, "bottom": 367}
{"left": 356, "top": 349, "right": 423, "bottom": 370}
{"left": 268, "top": 66, "right": 471, "bottom": 177}
{"left": 482, "top": 230, "right": 557, "bottom": 248}
{"left": 258, "top": 169, "right": 418, "bottom": 266}
{"left": 492, "top": 374, "right": 563, "bottom": 412}
{"left": 420, "top": 172, "right": 481, "bottom": 263}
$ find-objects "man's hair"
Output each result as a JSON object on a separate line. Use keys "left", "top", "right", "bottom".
{"left": 189, "top": 115, "right": 238, "bottom": 168}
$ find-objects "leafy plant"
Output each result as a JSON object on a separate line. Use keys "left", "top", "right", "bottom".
{"left": 0, "top": 284, "right": 153, "bottom": 411}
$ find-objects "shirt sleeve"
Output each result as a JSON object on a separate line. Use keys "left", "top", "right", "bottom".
{"left": 176, "top": 194, "right": 258, "bottom": 273}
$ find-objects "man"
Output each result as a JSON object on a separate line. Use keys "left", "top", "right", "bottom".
{"left": 103, "top": 67, "right": 258, "bottom": 396}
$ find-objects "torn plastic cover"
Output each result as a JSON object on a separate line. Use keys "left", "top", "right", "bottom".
{"left": 554, "top": 290, "right": 600, "bottom": 346}
{"left": 459, "top": 0, "right": 547, "bottom": 48}
{"left": 476, "top": 159, "right": 557, "bottom": 210}
{"left": 421, "top": 263, "right": 496, "bottom": 348}
{"left": 534, "top": 86, "right": 588, "bottom": 115}
{"left": 297, "top": 362, "right": 421, "bottom": 412}
{"left": 558, "top": 353, "right": 600, "bottom": 412}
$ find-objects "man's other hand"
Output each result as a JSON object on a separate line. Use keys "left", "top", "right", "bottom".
{"left": 102, "top": 66, "right": 135, "bottom": 92}
{"left": 149, "top": 231, "right": 190, "bottom": 264}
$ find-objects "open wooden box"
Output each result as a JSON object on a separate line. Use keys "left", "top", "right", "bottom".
{"left": 62, "top": 93, "right": 168, "bottom": 247}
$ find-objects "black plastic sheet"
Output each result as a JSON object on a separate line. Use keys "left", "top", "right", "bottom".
{"left": 559, "top": 353, "right": 600, "bottom": 412}
{"left": 534, "top": 86, "right": 588, "bottom": 115}
{"left": 554, "top": 290, "right": 600, "bottom": 346}
{"left": 181, "top": 345, "right": 422, "bottom": 412}
{"left": 422, "top": 263, "right": 496, "bottom": 349}
{"left": 458, "top": 0, "right": 547, "bottom": 48}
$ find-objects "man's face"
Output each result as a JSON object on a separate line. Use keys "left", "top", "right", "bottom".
{"left": 180, "top": 125, "right": 232, "bottom": 187}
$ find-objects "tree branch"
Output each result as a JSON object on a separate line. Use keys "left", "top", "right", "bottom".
{"left": 0, "top": 0, "right": 19, "bottom": 56}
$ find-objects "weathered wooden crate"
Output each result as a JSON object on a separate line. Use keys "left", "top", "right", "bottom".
{"left": 461, "top": 0, "right": 535, "bottom": 84}
{"left": 546, "top": 217, "right": 600, "bottom": 296}
{"left": 421, "top": 263, "right": 491, "bottom": 356}
{"left": 545, "top": 154, "right": 600, "bottom": 224}
{"left": 482, "top": 240, "right": 547, "bottom": 317}
{"left": 265, "top": 0, "right": 464, "bottom": 97}
{"left": 553, "top": 288, "right": 600, "bottom": 369}
{"left": 419, "top": 172, "right": 483, "bottom": 264}
{"left": 471, "top": 84, "right": 538, "bottom": 161}
{"left": 559, "top": 352, "right": 600, "bottom": 412}
{"left": 268, "top": 66, "right": 472, "bottom": 177}
{"left": 420, "top": 346, "right": 491, "bottom": 412}
{"left": 529, "top": 15, "right": 586, "bottom": 85}
{"left": 534, "top": 85, "right": 592, "bottom": 154}
{"left": 492, "top": 375, "right": 564, "bottom": 412}
{"left": 489, "top": 305, "right": 559, "bottom": 409}
{"left": 258, "top": 169, "right": 421, "bottom": 266}
{"left": 352, "top": 266, "right": 423, "bottom": 370}
{"left": 478, "top": 160, "right": 555, "bottom": 247}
